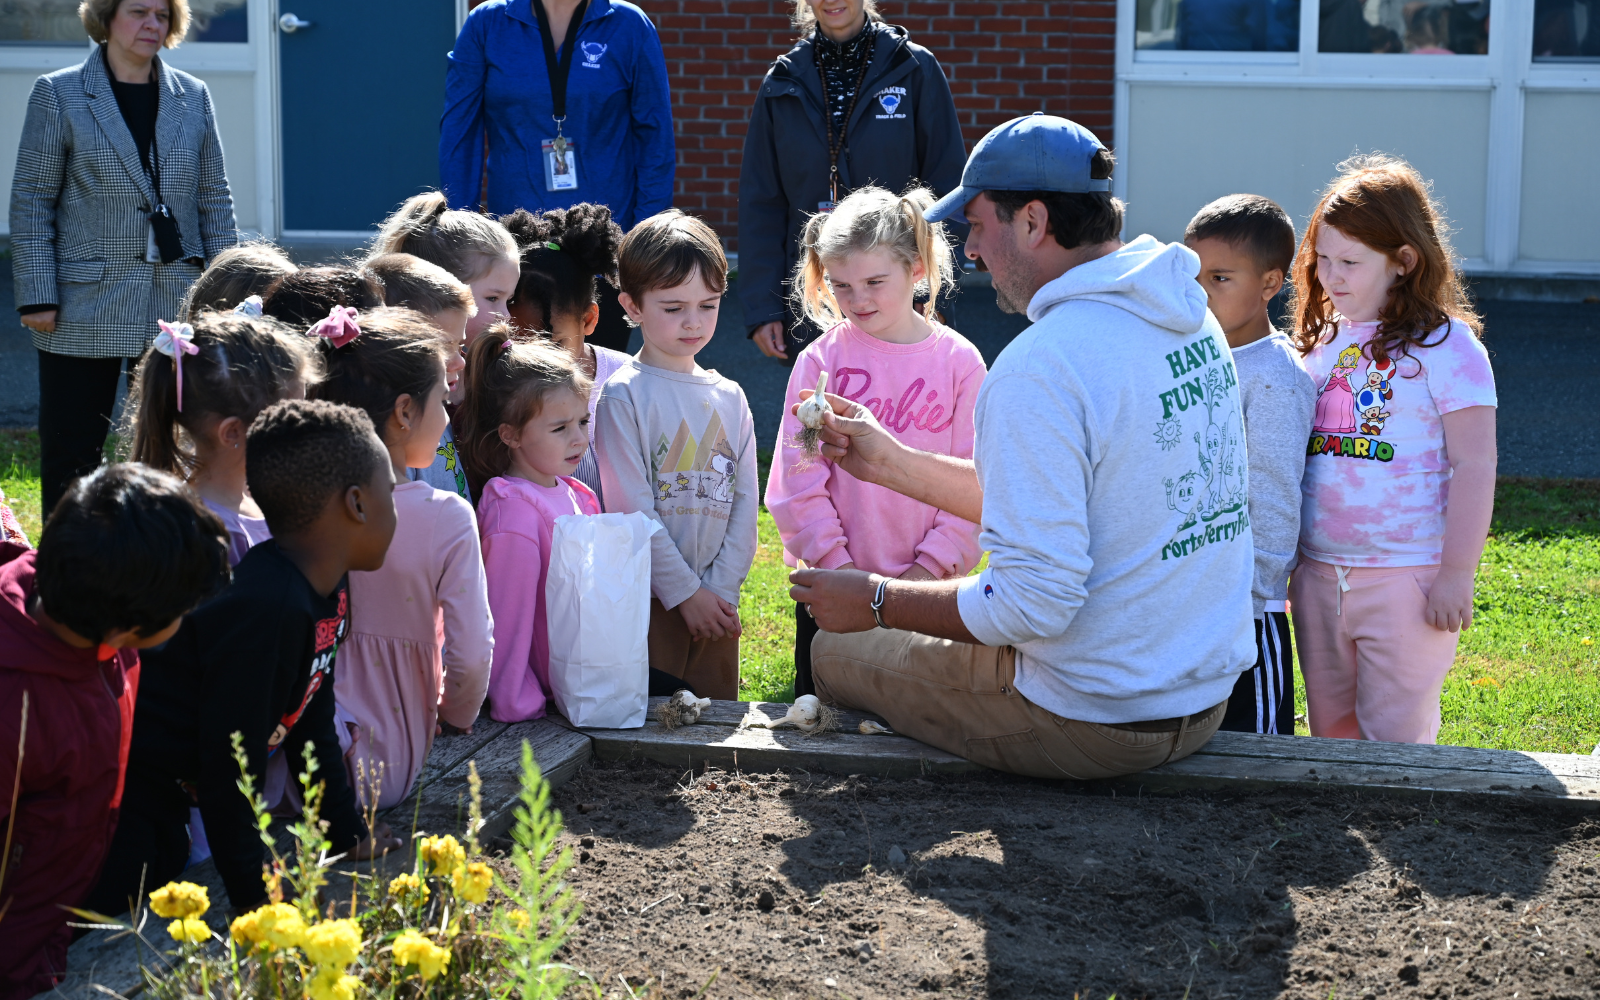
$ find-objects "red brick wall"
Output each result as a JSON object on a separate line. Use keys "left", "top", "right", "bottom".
{"left": 656, "top": 0, "right": 1118, "bottom": 251}
{"left": 468, "top": 0, "right": 1119, "bottom": 251}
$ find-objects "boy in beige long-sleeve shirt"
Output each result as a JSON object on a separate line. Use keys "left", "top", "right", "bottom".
{"left": 594, "top": 212, "right": 758, "bottom": 700}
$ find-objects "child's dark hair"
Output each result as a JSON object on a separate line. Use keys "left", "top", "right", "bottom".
{"left": 1289, "top": 153, "right": 1480, "bottom": 366}
{"left": 373, "top": 191, "right": 519, "bottom": 283}
{"left": 500, "top": 203, "right": 623, "bottom": 328}
{"left": 126, "top": 311, "right": 323, "bottom": 479}
{"left": 364, "top": 253, "right": 476, "bottom": 317}
{"left": 247, "top": 399, "right": 387, "bottom": 534}
{"left": 261, "top": 266, "right": 384, "bottom": 329}
{"left": 35, "top": 463, "right": 230, "bottom": 642}
{"left": 617, "top": 210, "right": 729, "bottom": 302}
{"left": 179, "top": 242, "right": 297, "bottom": 320}
{"left": 456, "top": 325, "right": 590, "bottom": 487}
{"left": 1185, "top": 194, "right": 1296, "bottom": 276}
{"left": 309, "top": 306, "right": 452, "bottom": 442}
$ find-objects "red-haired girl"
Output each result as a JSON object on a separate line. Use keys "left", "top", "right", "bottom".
{"left": 1288, "top": 154, "right": 1496, "bottom": 744}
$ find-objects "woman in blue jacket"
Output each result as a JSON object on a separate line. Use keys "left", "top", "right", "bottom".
{"left": 439, "top": 0, "right": 673, "bottom": 350}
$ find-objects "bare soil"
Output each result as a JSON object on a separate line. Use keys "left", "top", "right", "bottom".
{"left": 506, "top": 759, "right": 1600, "bottom": 999}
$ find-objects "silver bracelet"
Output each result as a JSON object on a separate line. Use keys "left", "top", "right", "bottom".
{"left": 871, "top": 576, "right": 890, "bottom": 629}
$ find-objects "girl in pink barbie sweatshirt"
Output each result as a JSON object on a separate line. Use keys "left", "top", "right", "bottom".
{"left": 457, "top": 329, "right": 598, "bottom": 722}
{"left": 311, "top": 307, "right": 494, "bottom": 810}
{"left": 765, "top": 186, "right": 986, "bottom": 697}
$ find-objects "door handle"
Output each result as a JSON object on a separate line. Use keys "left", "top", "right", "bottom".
{"left": 278, "top": 13, "right": 313, "bottom": 32}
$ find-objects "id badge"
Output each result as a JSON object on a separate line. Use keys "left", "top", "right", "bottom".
{"left": 817, "top": 200, "right": 836, "bottom": 213}
{"left": 541, "top": 138, "right": 579, "bottom": 192}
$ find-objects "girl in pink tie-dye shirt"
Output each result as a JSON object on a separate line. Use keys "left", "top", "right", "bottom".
{"left": 1288, "top": 155, "right": 1497, "bottom": 746}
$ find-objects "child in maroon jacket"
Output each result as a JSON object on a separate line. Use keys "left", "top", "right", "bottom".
{"left": 0, "top": 465, "right": 229, "bottom": 1000}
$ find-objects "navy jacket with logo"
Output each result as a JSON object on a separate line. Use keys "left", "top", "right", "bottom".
{"left": 737, "top": 24, "right": 966, "bottom": 333}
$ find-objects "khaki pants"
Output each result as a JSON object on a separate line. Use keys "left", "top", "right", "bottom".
{"left": 812, "top": 629, "right": 1226, "bottom": 780}
{"left": 648, "top": 598, "right": 739, "bottom": 701}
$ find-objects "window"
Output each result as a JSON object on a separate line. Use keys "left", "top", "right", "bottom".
{"left": 0, "top": 0, "right": 249, "bottom": 44}
{"left": 1318, "top": 0, "right": 1490, "bottom": 54}
{"left": 1534, "top": 0, "right": 1600, "bottom": 60}
{"left": 1136, "top": 0, "right": 1300, "bottom": 51}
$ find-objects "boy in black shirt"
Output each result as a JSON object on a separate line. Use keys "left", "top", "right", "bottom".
{"left": 91, "top": 400, "right": 403, "bottom": 915}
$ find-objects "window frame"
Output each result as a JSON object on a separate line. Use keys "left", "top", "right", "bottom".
{"left": 1113, "top": 0, "right": 1600, "bottom": 274}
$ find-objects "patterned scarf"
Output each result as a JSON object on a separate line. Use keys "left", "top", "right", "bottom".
{"left": 814, "top": 18, "right": 877, "bottom": 135}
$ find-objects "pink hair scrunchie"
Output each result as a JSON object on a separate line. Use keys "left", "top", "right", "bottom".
{"left": 310, "top": 306, "right": 361, "bottom": 348}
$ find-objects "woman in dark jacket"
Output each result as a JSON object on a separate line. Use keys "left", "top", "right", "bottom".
{"left": 738, "top": 0, "right": 965, "bottom": 361}
{"left": 10, "top": 0, "right": 236, "bottom": 514}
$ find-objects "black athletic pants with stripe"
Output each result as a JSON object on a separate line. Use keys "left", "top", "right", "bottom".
{"left": 1219, "top": 611, "right": 1295, "bottom": 735}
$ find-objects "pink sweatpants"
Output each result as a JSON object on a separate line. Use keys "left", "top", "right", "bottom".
{"left": 1288, "top": 558, "right": 1461, "bottom": 744}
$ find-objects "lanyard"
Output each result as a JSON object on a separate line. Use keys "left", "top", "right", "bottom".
{"left": 823, "top": 32, "right": 872, "bottom": 205}
{"left": 533, "top": 0, "right": 590, "bottom": 154}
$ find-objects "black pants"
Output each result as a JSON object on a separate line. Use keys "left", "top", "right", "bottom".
{"left": 38, "top": 350, "right": 130, "bottom": 517}
{"left": 589, "top": 282, "right": 633, "bottom": 354}
{"left": 1219, "top": 611, "right": 1296, "bottom": 735}
{"left": 792, "top": 601, "right": 820, "bottom": 698}
{"left": 82, "top": 772, "right": 191, "bottom": 920}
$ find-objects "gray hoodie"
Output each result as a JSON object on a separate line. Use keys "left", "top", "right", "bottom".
{"left": 955, "top": 235, "right": 1257, "bottom": 724}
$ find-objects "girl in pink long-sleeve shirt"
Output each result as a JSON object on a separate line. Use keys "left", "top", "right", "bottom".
{"left": 312, "top": 307, "right": 495, "bottom": 809}
{"left": 765, "top": 185, "right": 987, "bottom": 697}
{"left": 456, "top": 328, "right": 597, "bottom": 722}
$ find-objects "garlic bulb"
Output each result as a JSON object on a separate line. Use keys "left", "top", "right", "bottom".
{"left": 763, "top": 694, "right": 838, "bottom": 735}
{"left": 794, "top": 371, "right": 831, "bottom": 456}
{"left": 657, "top": 689, "right": 711, "bottom": 730}
{"left": 858, "top": 720, "right": 893, "bottom": 735}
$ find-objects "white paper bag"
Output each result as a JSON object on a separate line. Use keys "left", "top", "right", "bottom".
{"left": 544, "top": 511, "right": 662, "bottom": 729}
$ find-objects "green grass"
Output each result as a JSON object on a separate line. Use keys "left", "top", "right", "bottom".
{"left": 5, "top": 429, "right": 1595, "bottom": 753}
{"left": 0, "top": 429, "right": 42, "bottom": 542}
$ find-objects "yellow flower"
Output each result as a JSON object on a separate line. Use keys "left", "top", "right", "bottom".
{"left": 149, "top": 881, "right": 209, "bottom": 919}
{"left": 392, "top": 928, "right": 451, "bottom": 982}
{"left": 388, "top": 872, "right": 429, "bottom": 903}
{"left": 306, "top": 967, "right": 360, "bottom": 1000}
{"left": 418, "top": 834, "right": 465, "bottom": 877}
{"left": 301, "top": 918, "right": 362, "bottom": 968}
{"left": 166, "top": 916, "right": 211, "bottom": 944}
{"left": 504, "top": 908, "right": 530, "bottom": 932}
{"left": 452, "top": 861, "right": 493, "bottom": 904}
{"left": 1472, "top": 676, "right": 1501, "bottom": 689}
{"left": 1582, "top": 637, "right": 1594, "bottom": 647}
{"left": 229, "top": 901, "right": 306, "bottom": 952}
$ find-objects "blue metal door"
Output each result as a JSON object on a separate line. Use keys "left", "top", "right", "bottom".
{"left": 278, "top": 1, "right": 456, "bottom": 232}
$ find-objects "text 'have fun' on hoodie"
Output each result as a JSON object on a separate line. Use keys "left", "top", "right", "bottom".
{"left": 955, "top": 235, "right": 1258, "bottom": 724}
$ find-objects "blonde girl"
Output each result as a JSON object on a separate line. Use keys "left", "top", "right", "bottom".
{"left": 1289, "top": 154, "right": 1496, "bottom": 745}
{"left": 764, "top": 185, "right": 986, "bottom": 696}
{"left": 457, "top": 328, "right": 596, "bottom": 722}
{"left": 374, "top": 191, "right": 520, "bottom": 345}
{"left": 374, "top": 191, "right": 522, "bottom": 497}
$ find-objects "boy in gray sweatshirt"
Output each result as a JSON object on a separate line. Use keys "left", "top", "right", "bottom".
{"left": 1186, "top": 195, "right": 1317, "bottom": 735}
{"left": 594, "top": 212, "right": 759, "bottom": 702}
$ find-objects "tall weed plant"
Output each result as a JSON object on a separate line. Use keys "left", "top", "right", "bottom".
{"left": 72, "top": 737, "right": 577, "bottom": 999}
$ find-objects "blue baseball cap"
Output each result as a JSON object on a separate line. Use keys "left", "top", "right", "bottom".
{"left": 925, "top": 113, "right": 1110, "bottom": 223}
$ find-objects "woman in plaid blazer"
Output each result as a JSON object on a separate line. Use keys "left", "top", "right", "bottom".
{"left": 10, "top": 0, "right": 236, "bottom": 515}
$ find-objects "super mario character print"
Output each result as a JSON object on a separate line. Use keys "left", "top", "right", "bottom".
{"left": 1307, "top": 344, "right": 1399, "bottom": 463}
{"left": 649, "top": 411, "right": 738, "bottom": 522}
{"left": 266, "top": 585, "right": 348, "bottom": 756}
{"left": 1153, "top": 335, "right": 1250, "bottom": 560}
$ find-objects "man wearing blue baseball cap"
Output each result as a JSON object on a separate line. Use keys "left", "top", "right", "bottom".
{"left": 791, "top": 114, "right": 1257, "bottom": 780}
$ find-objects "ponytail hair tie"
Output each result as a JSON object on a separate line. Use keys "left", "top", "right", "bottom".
{"left": 500, "top": 338, "right": 516, "bottom": 354}
{"left": 233, "top": 295, "right": 264, "bottom": 317}
{"left": 310, "top": 306, "right": 361, "bottom": 348}
{"left": 152, "top": 320, "right": 200, "bottom": 412}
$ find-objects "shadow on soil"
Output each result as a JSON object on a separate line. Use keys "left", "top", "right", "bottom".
{"left": 549, "top": 760, "right": 1600, "bottom": 999}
